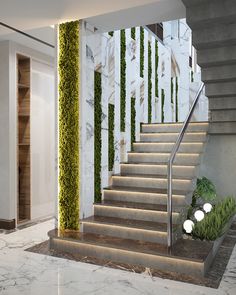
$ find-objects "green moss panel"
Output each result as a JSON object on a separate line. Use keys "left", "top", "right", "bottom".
{"left": 131, "top": 28, "right": 136, "bottom": 40}
{"left": 175, "top": 77, "right": 179, "bottom": 122}
{"left": 58, "top": 21, "right": 80, "bottom": 231}
{"left": 161, "top": 89, "right": 165, "bottom": 123}
{"left": 155, "top": 40, "right": 159, "bottom": 98}
{"left": 171, "top": 78, "right": 174, "bottom": 104}
{"left": 94, "top": 71, "right": 102, "bottom": 203}
{"left": 131, "top": 97, "right": 136, "bottom": 150}
{"left": 108, "top": 31, "right": 114, "bottom": 37}
{"left": 148, "top": 41, "right": 152, "bottom": 123}
{"left": 108, "top": 104, "right": 115, "bottom": 171}
{"left": 140, "top": 27, "right": 144, "bottom": 78}
{"left": 120, "top": 29, "right": 126, "bottom": 132}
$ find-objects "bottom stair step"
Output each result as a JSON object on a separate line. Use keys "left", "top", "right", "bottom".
{"left": 49, "top": 229, "right": 213, "bottom": 277}
{"left": 82, "top": 216, "right": 179, "bottom": 244}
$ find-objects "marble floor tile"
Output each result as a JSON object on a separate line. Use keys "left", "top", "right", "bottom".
{"left": 0, "top": 219, "right": 235, "bottom": 294}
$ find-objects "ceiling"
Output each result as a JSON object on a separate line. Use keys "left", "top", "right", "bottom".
{"left": 0, "top": 0, "right": 185, "bottom": 56}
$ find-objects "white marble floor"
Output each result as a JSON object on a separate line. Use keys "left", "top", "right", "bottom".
{"left": 0, "top": 220, "right": 235, "bottom": 295}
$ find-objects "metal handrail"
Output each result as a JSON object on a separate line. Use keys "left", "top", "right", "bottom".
{"left": 167, "top": 82, "right": 205, "bottom": 251}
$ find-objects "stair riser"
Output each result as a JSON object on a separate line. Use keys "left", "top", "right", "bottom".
{"left": 197, "top": 46, "right": 236, "bottom": 68}
{"left": 50, "top": 237, "right": 205, "bottom": 277}
{"left": 103, "top": 190, "right": 191, "bottom": 206}
{"left": 206, "top": 82, "right": 236, "bottom": 98}
{"left": 94, "top": 205, "right": 179, "bottom": 223}
{"left": 127, "top": 154, "right": 200, "bottom": 165}
{"left": 192, "top": 23, "right": 236, "bottom": 50}
{"left": 83, "top": 222, "right": 168, "bottom": 244}
{"left": 209, "top": 97, "right": 236, "bottom": 110}
{"left": 112, "top": 177, "right": 194, "bottom": 191}
{"left": 211, "top": 110, "right": 236, "bottom": 122}
{"left": 202, "top": 64, "right": 236, "bottom": 83}
{"left": 120, "top": 164, "right": 197, "bottom": 178}
{"left": 185, "top": 0, "right": 236, "bottom": 29}
{"left": 140, "top": 134, "right": 207, "bottom": 142}
{"left": 141, "top": 124, "right": 208, "bottom": 133}
{"left": 133, "top": 143, "right": 204, "bottom": 153}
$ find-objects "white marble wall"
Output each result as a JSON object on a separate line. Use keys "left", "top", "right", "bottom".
{"left": 79, "top": 19, "right": 208, "bottom": 218}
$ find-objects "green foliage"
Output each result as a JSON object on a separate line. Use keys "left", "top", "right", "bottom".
{"left": 131, "top": 28, "right": 136, "bottom": 40}
{"left": 161, "top": 89, "right": 165, "bottom": 123}
{"left": 140, "top": 27, "right": 144, "bottom": 78}
{"left": 194, "top": 177, "right": 217, "bottom": 202}
{"left": 94, "top": 71, "right": 102, "bottom": 202}
{"left": 131, "top": 97, "right": 136, "bottom": 150}
{"left": 148, "top": 41, "right": 152, "bottom": 123}
{"left": 58, "top": 21, "right": 80, "bottom": 231}
{"left": 171, "top": 78, "right": 174, "bottom": 104}
{"left": 108, "top": 104, "right": 115, "bottom": 171}
{"left": 108, "top": 31, "right": 114, "bottom": 37}
{"left": 120, "top": 29, "right": 126, "bottom": 132}
{"left": 175, "top": 77, "right": 179, "bottom": 122}
{"left": 192, "top": 197, "right": 236, "bottom": 241}
{"left": 155, "top": 40, "right": 159, "bottom": 97}
{"left": 191, "top": 70, "right": 194, "bottom": 82}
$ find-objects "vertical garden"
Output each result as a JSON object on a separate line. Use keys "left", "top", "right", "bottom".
{"left": 58, "top": 21, "right": 80, "bottom": 231}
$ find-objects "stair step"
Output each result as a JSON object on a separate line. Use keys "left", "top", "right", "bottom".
{"left": 192, "top": 22, "right": 236, "bottom": 50}
{"left": 103, "top": 186, "right": 191, "bottom": 206}
{"left": 141, "top": 122, "right": 208, "bottom": 133}
{"left": 133, "top": 142, "right": 204, "bottom": 153}
{"left": 211, "top": 109, "right": 236, "bottom": 122}
{"left": 185, "top": 0, "right": 236, "bottom": 29}
{"left": 82, "top": 216, "right": 172, "bottom": 244}
{"left": 209, "top": 121, "right": 236, "bottom": 134}
{"left": 209, "top": 97, "right": 236, "bottom": 110}
{"left": 127, "top": 152, "right": 201, "bottom": 165}
{"left": 206, "top": 81, "right": 236, "bottom": 98}
{"left": 112, "top": 174, "right": 194, "bottom": 191}
{"left": 94, "top": 200, "right": 180, "bottom": 223}
{"left": 140, "top": 132, "right": 207, "bottom": 142}
{"left": 197, "top": 45, "right": 236, "bottom": 68}
{"left": 202, "top": 64, "right": 236, "bottom": 83}
{"left": 49, "top": 229, "right": 213, "bottom": 277}
{"left": 120, "top": 162, "right": 197, "bottom": 178}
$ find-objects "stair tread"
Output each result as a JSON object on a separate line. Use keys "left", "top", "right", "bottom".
{"left": 141, "top": 122, "right": 208, "bottom": 126}
{"left": 104, "top": 185, "right": 190, "bottom": 196}
{"left": 94, "top": 200, "right": 179, "bottom": 212}
{"left": 113, "top": 173, "right": 193, "bottom": 180}
{"left": 121, "top": 162, "right": 195, "bottom": 167}
{"left": 128, "top": 151, "right": 200, "bottom": 155}
{"left": 82, "top": 216, "right": 169, "bottom": 232}
{"left": 49, "top": 229, "right": 213, "bottom": 263}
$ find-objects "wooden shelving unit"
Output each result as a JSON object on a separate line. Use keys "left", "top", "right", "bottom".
{"left": 17, "top": 54, "right": 31, "bottom": 223}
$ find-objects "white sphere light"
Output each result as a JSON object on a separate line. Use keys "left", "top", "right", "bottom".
{"left": 183, "top": 220, "right": 195, "bottom": 234}
{"left": 203, "top": 203, "right": 213, "bottom": 213}
{"left": 194, "top": 210, "right": 205, "bottom": 222}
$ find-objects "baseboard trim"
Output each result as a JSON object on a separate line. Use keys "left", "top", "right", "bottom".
{"left": 0, "top": 218, "right": 16, "bottom": 230}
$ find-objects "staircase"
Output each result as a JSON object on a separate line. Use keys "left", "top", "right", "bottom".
{"left": 50, "top": 122, "right": 212, "bottom": 276}
{"left": 183, "top": 0, "right": 236, "bottom": 134}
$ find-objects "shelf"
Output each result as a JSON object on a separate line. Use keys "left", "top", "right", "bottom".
{"left": 18, "top": 143, "right": 30, "bottom": 146}
{"left": 18, "top": 83, "right": 30, "bottom": 89}
{"left": 18, "top": 113, "right": 30, "bottom": 117}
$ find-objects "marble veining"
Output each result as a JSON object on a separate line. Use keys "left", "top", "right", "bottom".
{"left": 0, "top": 220, "right": 235, "bottom": 294}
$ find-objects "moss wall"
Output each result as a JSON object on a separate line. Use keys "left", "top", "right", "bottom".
{"left": 175, "top": 77, "right": 179, "bottom": 122}
{"left": 131, "top": 97, "right": 136, "bottom": 150}
{"left": 155, "top": 40, "right": 159, "bottom": 98}
{"left": 58, "top": 21, "right": 80, "bottom": 231}
{"left": 161, "top": 89, "right": 165, "bottom": 123}
{"left": 148, "top": 41, "right": 152, "bottom": 123}
{"left": 94, "top": 71, "right": 102, "bottom": 202}
{"left": 140, "top": 27, "right": 144, "bottom": 78}
{"left": 108, "top": 104, "right": 115, "bottom": 171}
{"left": 120, "top": 29, "right": 126, "bottom": 132}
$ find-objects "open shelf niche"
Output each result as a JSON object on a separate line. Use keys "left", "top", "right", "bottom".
{"left": 17, "top": 54, "right": 31, "bottom": 223}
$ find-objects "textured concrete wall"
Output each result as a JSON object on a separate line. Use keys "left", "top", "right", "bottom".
{"left": 199, "top": 135, "right": 236, "bottom": 199}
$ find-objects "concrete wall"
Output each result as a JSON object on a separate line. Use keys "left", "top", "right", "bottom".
{"left": 199, "top": 135, "right": 236, "bottom": 199}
